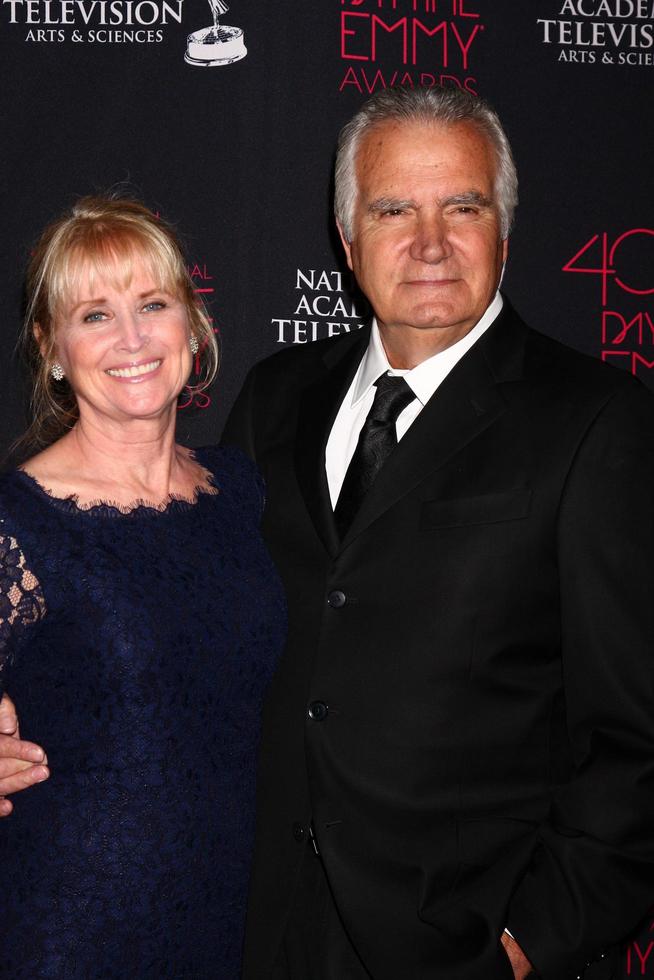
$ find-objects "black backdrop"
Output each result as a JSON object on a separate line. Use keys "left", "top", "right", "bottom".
{"left": 2, "top": 0, "right": 653, "bottom": 968}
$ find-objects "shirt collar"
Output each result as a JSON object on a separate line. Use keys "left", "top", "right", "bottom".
{"left": 350, "top": 292, "right": 504, "bottom": 407}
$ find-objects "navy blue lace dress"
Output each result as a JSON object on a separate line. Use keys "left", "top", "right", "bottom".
{"left": 0, "top": 446, "right": 286, "bottom": 979}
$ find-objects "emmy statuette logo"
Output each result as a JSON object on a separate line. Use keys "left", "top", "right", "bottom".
{"left": 185, "top": 0, "right": 246, "bottom": 67}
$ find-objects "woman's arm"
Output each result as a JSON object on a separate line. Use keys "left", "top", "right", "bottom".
{"left": 0, "top": 535, "right": 49, "bottom": 815}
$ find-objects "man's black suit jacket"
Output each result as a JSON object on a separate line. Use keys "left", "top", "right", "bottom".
{"left": 222, "top": 301, "right": 654, "bottom": 980}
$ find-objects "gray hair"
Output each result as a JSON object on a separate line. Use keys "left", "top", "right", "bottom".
{"left": 334, "top": 86, "right": 518, "bottom": 242}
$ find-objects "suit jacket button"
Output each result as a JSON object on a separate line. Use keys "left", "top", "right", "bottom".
{"left": 308, "top": 700, "right": 329, "bottom": 721}
{"left": 327, "top": 590, "right": 346, "bottom": 608}
{"left": 292, "top": 822, "right": 305, "bottom": 842}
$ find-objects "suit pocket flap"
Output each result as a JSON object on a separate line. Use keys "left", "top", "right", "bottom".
{"left": 420, "top": 490, "right": 532, "bottom": 529}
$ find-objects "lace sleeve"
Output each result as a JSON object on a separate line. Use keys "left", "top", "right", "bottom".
{"left": 0, "top": 535, "right": 46, "bottom": 683}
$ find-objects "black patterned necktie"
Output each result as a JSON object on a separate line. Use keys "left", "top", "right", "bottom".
{"left": 334, "top": 373, "right": 415, "bottom": 537}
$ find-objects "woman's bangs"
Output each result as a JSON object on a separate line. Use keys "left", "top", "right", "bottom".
{"left": 53, "top": 230, "right": 180, "bottom": 318}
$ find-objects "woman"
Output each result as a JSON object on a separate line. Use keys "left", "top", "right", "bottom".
{"left": 0, "top": 196, "right": 287, "bottom": 977}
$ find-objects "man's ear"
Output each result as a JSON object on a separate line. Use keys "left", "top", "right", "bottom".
{"left": 497, "top": 238, "right": 509, "bottom": 288}
{"left": 336, "top": 221, "right": 354, "bottom": 272}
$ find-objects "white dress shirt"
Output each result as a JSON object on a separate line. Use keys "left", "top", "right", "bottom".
{"left": 325, "top": 293, "right": 504, "bottom": 507}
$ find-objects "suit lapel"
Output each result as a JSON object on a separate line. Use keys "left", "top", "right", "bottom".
{"left": 339, "top": 305, "right": 528, "bottom": 549}
{"left": 294, "top": 327, "right": 371, "bottom": 556}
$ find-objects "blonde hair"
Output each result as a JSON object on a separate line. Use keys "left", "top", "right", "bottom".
{"left": 20, "top": 194, "right": 219, "bottom": 449}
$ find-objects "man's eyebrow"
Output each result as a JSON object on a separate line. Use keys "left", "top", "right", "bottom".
{"left": 367, "top": 197, "right": 416, "bottom": 214}
{"left": 440, "top": 191, "right": 494, "bottom": 208}
{"left": 367, "top": 191, "right": 495, "bottom": 215}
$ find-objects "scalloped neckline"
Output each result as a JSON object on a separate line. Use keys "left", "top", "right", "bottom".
{"left": 13, "top": 466, "right": 219, "bottom": 519}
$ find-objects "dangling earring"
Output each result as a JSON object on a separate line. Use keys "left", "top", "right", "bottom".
{"left": 189, "top": 335, "right": 199, "bottom": 355}
{"left": 51, "top": 362, "right": 65, "bottom": 381}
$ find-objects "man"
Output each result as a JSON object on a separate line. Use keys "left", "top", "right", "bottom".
{"left": 2, "top": 87, "right": 653, "bottom": 978}
{"left": 0, "top": 700, "right": 48, "bottom": 816}
{"left": 222, "top": 87, "right": 654, "bottom": 979}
